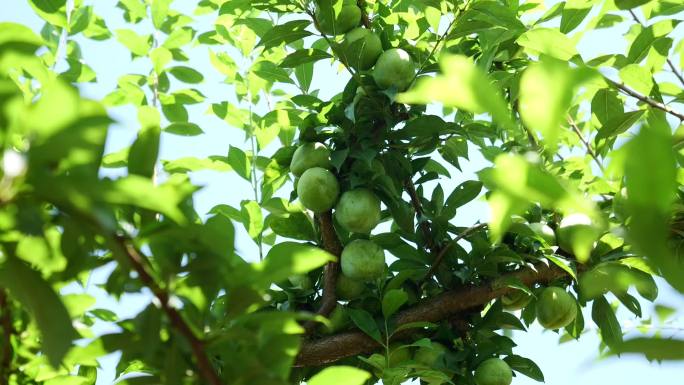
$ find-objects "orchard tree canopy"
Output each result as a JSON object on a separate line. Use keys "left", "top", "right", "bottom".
{"left": 1, "top": 0, "right": 684, "bottom": 385}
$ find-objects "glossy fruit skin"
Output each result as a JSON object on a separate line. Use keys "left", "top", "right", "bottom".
{"left": 340, "top": 239, "right": 386, "bottom": 281}
{"left": 315, "top": 0, "right": 361, "bottom": 35}
{"left": 290, "top": 142, "right": 331, "bottom": 176}
{"left": 335, "top": 188, "right": 381, "bottom": 233}
{"left": 536, "top": 286, "right": 577, "bottom": 329}
{"left": 414, "top": 342, "right": 446, "bottom": 366}
{"left": 372, "top": 48, "right": 416, "bottom": 91}
{"left": 297, "top": 167, "right": 340, "bottom": 213}
{"left": 556, "top": 213, "right": 595, "bottom": 253}
{"left": 529, "top": 222, "right": 556, "bottom": 245}
{"left": 474, "top": 358, "right": 512, "bottom": 385}
{"left": 501, "top": 290, "right": 531, "bottom": 311}
{"left": 335, "top": 273, "right": 366, "bottom": 300}
{"left": 341, "top": 27, "right": 383, "bottom": 70}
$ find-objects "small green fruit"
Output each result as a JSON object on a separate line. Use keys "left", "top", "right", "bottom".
{"left": 372, "top": 48, "right": 416, "bottom": 91}
{"left": 529, "top": 222, "right": 556, "bottom": 245}
{"left": 341, "top": 27, "right": 383, "bottom": 70}
{"left": 316, "top": 0, "right": 361, "bottom": 35}
{"left": 297, "top": 167, "right": 340, "bottom": 213}
{"left": 474, "top": 358, "right": 512, "bottom": 385}
{"left": 340, "top": 239, "right": 386, "bottom": 281}
{"left": 501, "top": 290, "right": 531, "bottom": 311}
{"left": 335, "top": 188, "right": 381, "bottom": 233}
{"left": 556, "top": 213, "right": 599, "bottom": 257}
{"left": 335, "top": 274, "right": 366, "bottom": 300}
{"left": 414, "top": 342, "right": 447, "bottom": 366}
{"left": 536, "top": 286, "right": 577, "bottom": 329}
{"left": 290, "top": 142, "right": 331, "bottom": 177}
{"left": 288, "top": 274, "right": 314, "bottom": 290}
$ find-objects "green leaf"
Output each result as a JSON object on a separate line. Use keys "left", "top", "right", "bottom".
{"left": 0, "top": 257, "right": 76, "bottom": 367}
{"left": 560, "top": 0, "right": 597, "bottom": 34}
{"left": 595, "top": 110, "right": 645, "bottom": 142}
{"left": 257, "top": 20, "right": 312, "bottom": 50}
{"left": 546, "top": 255, "right": 577, "bottom": 281}
{"left": 250, "top": 242, "right": 335, "bottom": 288}
{"left": 151, "top": 0, "right": 172, "bottom": 29}
{"left": 30, "top": 0, "right": 65, "bottom": 13}
{"left": 579, "top": 262, "right": 658, "bottom": 301}
{"left": 591, "top": 88, "right": 623, "bottom": 125}
{"left": 308, "top": 366, "right": 372, "bottom": 385}
{"left": 615, "top": 0, "right": 654, "bottom": 10}
{"left": 280, "top": 49, "right": 332, "bottom": 68}
{"left": 168, "top": 66, "right": 204, "bottom": 84}
{"left": 619, "top": 64, "right": 654, "bottom": 95}
{"left": 252, "top": 60, "right": 295, "bottom": 85}
{"left": 240, "top": 200, "right": 263, "bottom": 239}
{"left": 516, "top": 27, "right": 579, "bottom": 61}
{"left": 227, "top": 145, "right": 251, "bottom": 181}
{"left": 164, "top": 122, "right": 204, "bottom": 136}
{"left": 504, "top": 355, "right": 545, "bottom": 382}
{"left": 398, "top": 55, "right": 515, "bottom": 131}
{"left": 610, "top": 338, "right": 684, "bottom": 360}
{"left": 591, "top": 296, "right": 623, "bottom": 348}
{"left": 443, "top": 180, "right": 482, "bottom": 218}
{"left": 115, "top": 29, "right": 151, "bottom": 56}
{"left": 519, "top": 60, "right": 597, "bottom": 151}
{"left": 627, "top": 20, "right": 680, "bottom": 64}
{"left": 162, "top": 27, "right": 194, "bottom": 49}
{"left": 624, "top": 113, "right": 682, "bottom": 292}
{"left": 161, "top": 156, "right": 232, "bottom": 173}
{"left": 382, "top": 289, "right": 408, "bottom": 318}
{"left": 128, "top": 106, "right": 161, "bottom": 178}
{"left": 347, "top": 308, "right": 383, "bottom": 344}
{"left": 0, "top": 22, "right": 44, "bottom": 55}
{"left": 268, "top": 213, "right": 315, "bottom": 241}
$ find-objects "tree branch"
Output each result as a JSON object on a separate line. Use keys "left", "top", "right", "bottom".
{"left": 567, "top": 116, "right": 605, "bottom": 172}
{"left": 304, "top": 211, "right": 343, "bottom": 333}
{"left": 423, "top": 223, "right": 488, "bottom": 281}
{"left": 0, "top": 289, "right": 14, "bottom": 384}
{"left": 295, "top": 261, "right": 571, "bottom": 366}
{"left": 111, "top": 237, "right": 223, "bottom": 385}
{"left": 606, "top": 78, "right": 684, "bottom": 121}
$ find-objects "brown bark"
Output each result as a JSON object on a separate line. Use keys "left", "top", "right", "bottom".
{"left": 295, "top": 262, "right": 571, "bottom": 367}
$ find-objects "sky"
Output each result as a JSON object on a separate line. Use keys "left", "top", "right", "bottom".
{"left": 3, "top": 1, "right": 684, "bottom": 384}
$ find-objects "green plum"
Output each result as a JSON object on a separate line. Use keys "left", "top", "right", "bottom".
{"left": 536, "top": 286, "right": 577, "bottom": 329}
{"left": 290, "top": 142, "right": 331, "bottom": 177}
{"left": 335, "top": 188, "right": 381, "bottom": 234}
{"left": 297, "top": 167, "right": 340, "bottom": 212}
{"left": 414, "top": 342, "right": 447, "bottom": 366}
{"left": 341, "top": 27, "right": 382, "bottom": 70}
{"left": 529, "top": 222, "right": 556, "bottom": 245}
{"left": 501, "top": 289, "right": 531, "bottom": 311}
{"left": 474, "top": 358, "right": 512, "bottom": 385}
{"left": 335, "top": 273, "right": 366, "bottom": 300}
{"left": 372, "top": 48, "right": 416, "bottom": 90}
{"left": 340, "top": 239, "right": 386, "bottom": 281}
{"left": 315, "top": 0, "right": 361, "bottom": 35}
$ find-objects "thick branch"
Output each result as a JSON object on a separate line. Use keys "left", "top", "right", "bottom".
{"left": 295, "top": 262, "right": 570, "bottom": 366}
{"left": 0, "top": 289, "right": 13, "bottom": 384}
{"left": 606, "top": 78, "right": 684, "bottom": 121}
{"left": 111, "top": 237, "right": 223, "bottom": 385}
{"left": 304, "top": 211, "right": 343, "bottom": 332}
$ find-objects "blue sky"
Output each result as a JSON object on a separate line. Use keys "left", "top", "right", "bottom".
{"left": 3, "top": 1, "right": 684, "bottom": 384}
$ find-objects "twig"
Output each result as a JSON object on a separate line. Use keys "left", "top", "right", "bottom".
{"left": 423, "top": 223, "right": 488, "bottom": 281}
{"left": 111, "top": 237, "right": 223, "bottom": 385}
{"left": 295, "top": 261, "right": 571, "bottom": 366}
{"left": 0, "top": 289, "right": 13, "bottom": 384}
{"left": 304, "top": 211, "right": 343, "bottom": 333}
{"left": 357, "top": 0, "right": 371, "bottom": 28}
{"left": 404, "top": 179, "right": 437, "bottom": 253}
{"left": 567, "top": 116, "right": 605, "bottom": 172}
{"left": 606, "top": 78, "right": 684, "bottom": 121}
{"left": 628, "top": 9, "right": 684, "bottom": 87}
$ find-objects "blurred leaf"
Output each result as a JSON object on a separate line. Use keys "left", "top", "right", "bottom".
{"left": 30, "top": 0, "right": 65, "bottom": 13}
{"left": 615, "top": 0, "right": 654, "bottom": 10}
{"left": 0, "top": 257, "right": 76, "bottom": 367}
{"left": 164, "top": 122, "right": 204, "bottom": 136}
{"left": 308, "top": 366, "right": 371, "bottom": 385}
{"left": 516, "top": 27, "right": 579, "bottom": 61}
{"left": 610, "top": 338, "right": 684, "bottom": 360}
{"left": 579, "top": 262, "right": 658, "bottom": 301}
{"left": 115, "top": 29, "right": 151, "bottom": 56}
{"left": 247, "top": 242, "right": 335, "bottom": 288}
{"left": 257, "top": 20, "right": 312, "bottom": 50}
{"left": 398, "top": 55, "right": 515, "bottom": 131}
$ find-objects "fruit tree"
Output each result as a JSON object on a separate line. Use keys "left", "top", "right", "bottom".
{"left": 1, "top": 1, "right": 684, "bottom": 385}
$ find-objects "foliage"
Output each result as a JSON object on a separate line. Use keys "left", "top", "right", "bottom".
{"left": 1, "top": 1, "right": 684, "bottom": 385}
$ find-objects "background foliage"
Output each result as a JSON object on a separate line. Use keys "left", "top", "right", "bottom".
{"left": 1, "top": 0, "right": 684, "bottom": 385}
